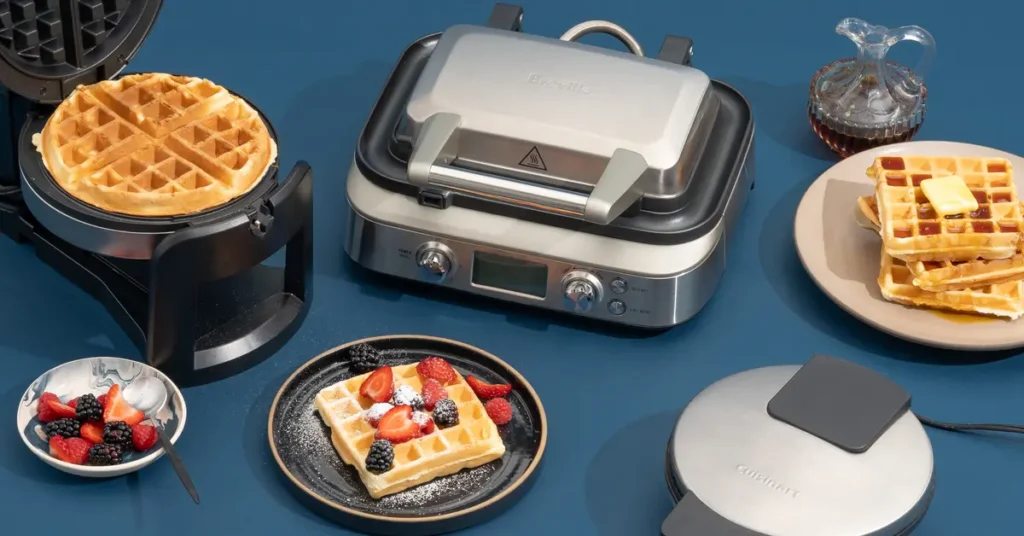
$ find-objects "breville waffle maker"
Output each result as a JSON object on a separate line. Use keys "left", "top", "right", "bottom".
{"left": 0, "top": 0, "right": 313, "bottom": 386}
{"left": 344, "top": 3, "right": 754, "bottom": 329}
{"left": 663, "top": 355, "right": 934, "bottom": 536}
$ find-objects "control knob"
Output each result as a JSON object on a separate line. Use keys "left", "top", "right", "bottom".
{"left": 416, "top": 243, "right": 454, "bottom": 283}
{"left": 561, "top": 270, "right": 603, "bottom": 313}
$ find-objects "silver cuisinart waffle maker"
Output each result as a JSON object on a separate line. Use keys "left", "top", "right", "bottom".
{"left": 344, "top": 3, "right": 754, "bottom": 328}
{"left": 663, "top": 355, "right": 935, "bottom": 536}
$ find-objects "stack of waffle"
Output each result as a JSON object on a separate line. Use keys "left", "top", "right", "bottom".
{"left": 855, "top": 155, "right": 1024, "bottom": 319}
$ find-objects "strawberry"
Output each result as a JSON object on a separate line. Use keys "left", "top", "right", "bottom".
{"left": 49, "top": 436, "right": 90, "bottom": 465}
{"left": 375, "top": 405, "right": 423, "bottom": 444}
{"left": 416, "top": 357, "right": 457, "bottom": 385}
{"left": 68, "top": 398, "right": 78, "bottom": 410}
{"left": 466, "top": 375, "right": 512, "bottom": 399}
{"left": 359, "top": 366, "right": 394, "bottom": 403}
{"left": 80, "top": 422, "right": 104, "bottom": 444}
{"left": 421, "top": 379, "right": 448, "bottom": 410}
{"left": 39, "top": 399, "right": 76, "bottom": 423}
{"left": 420, "top": 417, "right": 435, "bottom": 435}
{"left": 97, "top": 394, "right": 108, "bottom": 408}
{"left": 131, "top": 424, "right": 158, "bottom": 452}
{"left": 36, "top": 393, "right": 61, "bottom": 423}
{"left": 103, "top": 385, "right": 145, "bottom": 426}
{"left": 484, "top": 398, "right": 513, "bottom": 425}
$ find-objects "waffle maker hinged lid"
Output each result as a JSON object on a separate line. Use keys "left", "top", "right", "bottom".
{"left": 664, "top": 355, "right": 935, "bottom": 536}
{"left": 400, "top": 22, "right": 721, "bottom": 226}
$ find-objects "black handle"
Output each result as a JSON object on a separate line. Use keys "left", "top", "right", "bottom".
{"left": 487, "top": 3, "right": 523, "bottom": 31}
{"left": 658, "top": 35, "right": 694, "bottom": 67}
{"left": 662, "top": 494, "right": 761, "bottom": 536}
{"left": 146, "top": 162, "right": 313, "bottom": 377}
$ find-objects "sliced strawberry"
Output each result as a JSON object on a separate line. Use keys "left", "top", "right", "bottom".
{"left": 414, "top": 411, "right": 435, "bottom": 434}
{"left": 49, "top": 436, "right": 90, "bottom": 465}
{"left": 36, "top": 393, "right": 63, "bottom": 423}
{"left": 416, "top": 357, "right": 457, "bottom": 385}
{"left": 375, "top": 405, "right": 422, "bottom": 444}
{"left": 421, "top": 379, "right": 448, "bottom": 411}
{"left": 131, "top": 424, "right": 158, "bottom": 452}
{"left": 102, "top": 385, "right": 145, "bottom": 426}
{"left": 359, "top": 366, "right": 394, "bottom": 403}
{"left": 41, "top": 399, "right": 77, "bottom": 424}
{"left": 484, "top": 398, "right": 513, "bottom": 425}
{"left": 68, "top": 398, "right": 78, "bottom": 410}
{"left": 80, "top": 422, "right": 104, "bottom": 444}
{"left": 466, "top": 375, "right": 512, "bottom": 399}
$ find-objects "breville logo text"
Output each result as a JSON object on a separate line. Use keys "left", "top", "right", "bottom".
{"left": 526, "top": 73, "right": 591, "bottom": 94}
{"left": 736, "top": 465, "right": 800, "bottom": 498}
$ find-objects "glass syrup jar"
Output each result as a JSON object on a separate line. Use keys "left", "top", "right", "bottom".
{"left": 809, "top": 18, "right": 936, "bottom": 158}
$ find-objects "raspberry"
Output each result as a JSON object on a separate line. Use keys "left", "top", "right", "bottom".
{"left": 484, "top": 398, "right": 513, "bottom": 425}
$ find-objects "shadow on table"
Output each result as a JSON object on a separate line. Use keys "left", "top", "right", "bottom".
{"left": 759, "top": 178, "right": 1022, "bottom": 365}
{"left": 585, "top": 409, "right": 678, "bottom": 536}
{"left": 717, "top": 76, "right": 838, "bottom": 163}
{"left": 242, "top": 368, "right": 337, "bottom": 530}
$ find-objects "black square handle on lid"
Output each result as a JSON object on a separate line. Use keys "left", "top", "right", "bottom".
{"left": 147, "top": 161, "right": 314, "bottom": 385}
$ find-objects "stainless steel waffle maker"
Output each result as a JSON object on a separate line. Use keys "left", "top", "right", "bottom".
{"left": 0, "top": 0, "right": 313, "bottom": 385}
{"left": 344, "top": 3, "right": 754, "bottom": 328}
{"left": 663, "top": 355, "right": 935, "bottom": 536}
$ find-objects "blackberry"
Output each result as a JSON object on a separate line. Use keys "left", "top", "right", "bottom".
{"left": 103, "top": 421, "right": 133, "bottom": 451}
{"left": 349, "top": 343, "right": 384, "bottom": 373}
{"left": 87, "top": 444, "right": 122, "bottom": 466}
{"left": 365, "top": 439, "right": 394, "bottom": 474}
{"left": 75, "top": 394, "right": 103, "bottom": 422}
{"left": 391, "top": 385, "right": 424, "bottom": 411}
{"left": 432, "top": 398, "right": 459, "bottom": 428}
{"left": 44, "top": 418, "right": 81, "bottom": 439}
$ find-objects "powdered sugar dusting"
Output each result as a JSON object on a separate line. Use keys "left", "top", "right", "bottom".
{"left": 392, "top": 385, "right": 420, "bottom": 406}
{"left": 411, "top": 411, "right": 430, "bottom": 426}
{"left": 364, "top": 403, "right": 393, "bottom": 424}
{"left": 371, "top": 462, "right": 499, "bottom": 510}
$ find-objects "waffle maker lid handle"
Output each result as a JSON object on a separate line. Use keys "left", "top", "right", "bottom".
{"left": 662, "top": 493, "right": 763, "bottom": 536}
{"left": 0, "top": 0, "right": 163, "bottom": 104}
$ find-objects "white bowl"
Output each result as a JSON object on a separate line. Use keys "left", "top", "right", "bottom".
{"left": 16, "top": 356, "right": 187, "bottom": 478}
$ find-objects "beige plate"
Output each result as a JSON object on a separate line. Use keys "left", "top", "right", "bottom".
{"left": 794, "top": 141, "right": 1024, "bottom": 351}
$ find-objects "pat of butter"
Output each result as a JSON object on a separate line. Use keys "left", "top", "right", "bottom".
{"left": 919, "top": 175, "right": 978, "bottom": 217}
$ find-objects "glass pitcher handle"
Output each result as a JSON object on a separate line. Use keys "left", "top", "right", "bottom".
{"left": 890, "top": 25, "right": 936, "bottom": 87}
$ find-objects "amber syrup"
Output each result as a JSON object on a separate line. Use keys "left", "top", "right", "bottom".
{"left": 810, "top": 112, "right": 922, "bottom": 159}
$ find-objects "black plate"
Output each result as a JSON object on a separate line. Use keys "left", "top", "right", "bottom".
{"left": 268, "top": 335, "right": 547, "bottom": 536}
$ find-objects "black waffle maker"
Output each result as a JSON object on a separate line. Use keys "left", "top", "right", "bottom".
{"left": 0, "top": 0, "right": 313, "bottom": 386}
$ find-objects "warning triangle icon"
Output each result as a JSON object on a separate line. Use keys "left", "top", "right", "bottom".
{"left": 518, "top": 146, "right": 547, "bottom": 171}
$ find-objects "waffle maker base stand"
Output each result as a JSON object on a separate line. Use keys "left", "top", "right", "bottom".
{"left": 663, "top": 355, "right": 935, "bottom": 536}
{"left": 0, "top": 0, "right": 313, "bottom": 386}
{"left": 344, "top": 4, "right": 754, "bottom": 329}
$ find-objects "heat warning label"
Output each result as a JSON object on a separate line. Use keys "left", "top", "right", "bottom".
{"left": 519, "top": 146, "right": 547, "bottom": 171}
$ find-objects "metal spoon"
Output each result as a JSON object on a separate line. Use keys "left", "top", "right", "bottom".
{"left": 123, "top": 377, "right": 200, "bottom": 504}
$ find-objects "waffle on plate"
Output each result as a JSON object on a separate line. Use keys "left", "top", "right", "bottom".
{"left": 314, "top": 360, "right": 507, "bottom": 499}
{"left": 856, "top": 155, "right": 1024, "bottom": 318}
{"left": 33, "top": 73, "right": 278, "bottom": 217}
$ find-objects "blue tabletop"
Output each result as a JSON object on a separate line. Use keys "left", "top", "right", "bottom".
{"left": 2, "top": 0, "right": 1023, "bottom": 534}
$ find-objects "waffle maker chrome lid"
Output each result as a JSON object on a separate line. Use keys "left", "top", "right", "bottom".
{"left": 355, "top": 20, "right": 753, "bottom": 246}
{"left": 664, "top": 355, "right": 934, "bottom": 536}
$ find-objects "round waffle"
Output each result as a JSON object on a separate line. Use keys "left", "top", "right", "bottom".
{"left": 33, "top": 73, "right": 278, "bottom": 217}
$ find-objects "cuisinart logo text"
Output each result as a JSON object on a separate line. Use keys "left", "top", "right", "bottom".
{"left": 526, "top": 73, "right": 592, "bottom": 94}
{"left": 735, "top": 464, "right": 801, "bottom": 498}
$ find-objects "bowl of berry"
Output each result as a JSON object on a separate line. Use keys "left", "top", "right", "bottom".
{"left": 16, "top": 356, "right": 186, "bottom": 477}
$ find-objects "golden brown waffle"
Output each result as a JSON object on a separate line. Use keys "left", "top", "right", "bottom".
{"left": 33, "top": 73, "right": 277, "bottom": 217}
{"left": 869, "top": 156, "right": 1022, "bottom": 262}
{"left": 877, "top": 246, "right": 1024, "bottom": 319}
{"left": 856, "top": 195, "right": 1024, "bottom": 292}
{"left": 314, "top": 363, "right": 505, "bottom": 499}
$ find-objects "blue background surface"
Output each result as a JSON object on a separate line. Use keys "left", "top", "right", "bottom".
{"left": 1, "top": 0, "right": 1022, "bottom": 534}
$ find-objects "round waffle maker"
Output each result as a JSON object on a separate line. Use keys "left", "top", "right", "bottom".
{"left": 344, "top": 3, "right": 754, "bottom": 329}
{"left": 0, "top": 0, "right": 313, "bottom": 385}
{"left": 663, "top": 354, "right": 935, "bottom": 536}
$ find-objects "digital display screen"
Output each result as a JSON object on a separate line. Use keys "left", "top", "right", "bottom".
{"left": 471, "top": 252, "right": 548, "bottom": 298}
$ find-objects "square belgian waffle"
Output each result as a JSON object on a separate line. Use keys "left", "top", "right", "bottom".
{"left": 877, "top": 246, "right": 1024, "bottom": 319}
{"left": 313, "top": 363, "right": 505, "bottom": 499}
{"left": 870, "top": 156, "right": 1023, "bottom": 262}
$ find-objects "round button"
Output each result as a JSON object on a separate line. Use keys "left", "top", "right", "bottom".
{"left": 608, "top": 299, "right": 626, "bottom": 315}
{"left": 416, "top": 248, "right": 452, "bottom": 283}
{"left": 610, "top": 278, "right": 628, "bottom": 294}
{"left": 561, "top": 270, "right": 603, "bottom": 313}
